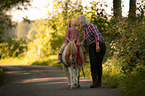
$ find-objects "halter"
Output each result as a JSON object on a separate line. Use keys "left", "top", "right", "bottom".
{"left": 76, "top": 45, "right": 83, "bottom": 67}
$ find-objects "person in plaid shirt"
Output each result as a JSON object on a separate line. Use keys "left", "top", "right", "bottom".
{"left": 78, "top": 15, "right": 106, "bottom": 88}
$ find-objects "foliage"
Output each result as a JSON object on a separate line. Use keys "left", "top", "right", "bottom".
{"left": 118, "top": 70, "right": 145, "bottom": 96}
{"left": 108, "top": 19, "right": 145, "bottom": 73}
{"left": 0, "top": 55, "right": 60, "bottom": 68}
{"left": 103, "top": 54, "right": 145, "bottom": 96}
{"left": 103, "top": 55, "right": 125, "bottom": 88}
{"left": 27, "top": 27, "right": 37, "bottom": 40}
{"left": 0, "top": 0, "right": 31, "bottom": 41}
{"left": 0, "top": 0, "right": 30, "bottom": 11}
{"left": 16, "top": 21, "right": 33, "bottom": 38}
{"left": 0, "top": 37, "right": 29, "bottom": 58}
{"left": 102, "top": 18, "right": 145, "bottom": 96}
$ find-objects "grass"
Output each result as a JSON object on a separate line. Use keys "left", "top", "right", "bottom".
{"left": 0, "top": 54, "right": 61, "bottom": 67}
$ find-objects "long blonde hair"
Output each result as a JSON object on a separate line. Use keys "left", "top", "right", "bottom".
{"left": 78, "top": 15, "right": 89, "bottom": 27}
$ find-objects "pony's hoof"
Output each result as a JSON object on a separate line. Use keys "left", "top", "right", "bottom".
{"left": 67, "top": 84, "right": 71, "bottom": 88}
{"left": 68, "top": 85, "right": 73, "bottom": 89}
{"left": 74, "top": 83, "right": 80, "bottom": 88}
{"left": 70, "top": 87, "right": 73, "bottom": 89}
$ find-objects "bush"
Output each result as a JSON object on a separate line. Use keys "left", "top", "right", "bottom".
{"left": 103, "top": 54, "right": 145, "bottom": 96}
{"left": 118, "top": 72, "right": 145, "bottom": 96}
{"left": 103, "top": 55, "right": 125, "bottom": 88}
{"left": 0, "top": 37, "right": 29, "bottom": 58}
{"left": 102, "top": 18, "right": 145, "bottom": 95}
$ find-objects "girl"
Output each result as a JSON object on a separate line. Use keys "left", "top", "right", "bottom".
{"left": 57, "top": 19, "right": 88, "bottom": 64}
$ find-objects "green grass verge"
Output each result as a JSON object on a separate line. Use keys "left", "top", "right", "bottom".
{"left": 0, "top": 55, "right": 61, "bottom": 67}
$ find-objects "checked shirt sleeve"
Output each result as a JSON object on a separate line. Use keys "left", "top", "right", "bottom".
{"left": 89, "top": 23, "right": 104, "bottom": 42}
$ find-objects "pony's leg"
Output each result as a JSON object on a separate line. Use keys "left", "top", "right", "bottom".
{"left": 63, "top": 66, "right": 71, "bottom": 86}
{"left": 77, "top": 65, "right": 81, "bottom": 88}
{"left": 73, "top": 67, "right": 77, "bottom": 86}
{"left": 68, "top": 65, "right": 74, "bottom": 89}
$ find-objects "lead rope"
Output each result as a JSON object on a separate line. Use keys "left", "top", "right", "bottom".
{"left": 76, "top": 45, "right": 85, "bottom": 78}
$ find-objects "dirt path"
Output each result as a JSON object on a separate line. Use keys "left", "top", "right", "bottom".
{"left": 0, "top": 65, "right": 122, "bottom": 96}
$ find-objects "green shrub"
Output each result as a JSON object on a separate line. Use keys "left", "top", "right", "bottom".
{"left": 0, "top": 37, "right": 29, "bottom": 58}
{"left": 118, "top": 72, "right": 145, "bottom": 96}
{"left": 103, "top": 55, "right": 125, "bottom": 88}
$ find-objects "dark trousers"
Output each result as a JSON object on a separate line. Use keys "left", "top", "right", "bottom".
{"left": 89, "top": 42, "right": 106, "bottom": 85}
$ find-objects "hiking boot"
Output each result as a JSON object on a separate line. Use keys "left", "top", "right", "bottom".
{"left": 90, "top": 84, "right": 98, "bottom": 88}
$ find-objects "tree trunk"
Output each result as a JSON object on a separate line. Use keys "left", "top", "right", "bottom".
{"left": 129, "top": 0, "right": 136, "bottom": 21}
{"left": 113, "top": 0, "right": 122, "bottom": 20}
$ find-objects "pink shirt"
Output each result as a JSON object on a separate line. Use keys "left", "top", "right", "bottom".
{"left": 63, "top": 28, "right": 80, "bottom": 45}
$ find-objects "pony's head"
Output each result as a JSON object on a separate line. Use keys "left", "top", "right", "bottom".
{"left": 65, "top": 41, "right": 77, "bottom": 66}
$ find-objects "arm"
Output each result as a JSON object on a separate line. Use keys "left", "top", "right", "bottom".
{"left": 80, "top": 30, "right": 87, "bottom": 45}
{"left": 96, "top": 41, "right": 100, "bottom": 52}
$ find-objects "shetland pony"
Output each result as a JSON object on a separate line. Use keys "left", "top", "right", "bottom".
{"left": 61, "top": 41, "right": 84, "bottom": 89}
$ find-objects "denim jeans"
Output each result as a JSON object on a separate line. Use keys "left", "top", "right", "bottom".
{"left": 89, "top": 42, "right": 106, "bottom": 85}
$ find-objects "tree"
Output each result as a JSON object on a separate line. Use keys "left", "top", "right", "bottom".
{"left": 0, "top": 0, "right": 31, "bottom": 41}
{"left": 16, "top": 21, "right": 32, "bottom": 38}
{"left": 129, "top": 0, "right": 136, "bottom": 21}
{"left": 113, "top": 0, "right": 122, "bottom": 20}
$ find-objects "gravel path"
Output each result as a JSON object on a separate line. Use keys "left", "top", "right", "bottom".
{"left": 0, "top": 65, "right": 122, "bottom": 96}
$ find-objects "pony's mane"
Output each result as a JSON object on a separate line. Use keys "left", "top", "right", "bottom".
{"left": 65, "top": 41, "right": 77, "bottom": 56}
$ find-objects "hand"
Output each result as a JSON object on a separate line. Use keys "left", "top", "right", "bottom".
{"left": 96, "top": 46, "right": 100, "bottom": 52}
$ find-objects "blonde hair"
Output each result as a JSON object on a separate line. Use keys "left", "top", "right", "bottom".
{"left": 65, "top": 41, "right": 77, "bottom": 56}
{"left": 78, "top": 15, "right": 89, "bottom": 27}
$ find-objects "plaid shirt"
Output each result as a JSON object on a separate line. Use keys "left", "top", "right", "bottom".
{"left": 81, "top": 23, "right": 104, "bottom": 45}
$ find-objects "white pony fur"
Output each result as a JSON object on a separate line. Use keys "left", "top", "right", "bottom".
{"left": 61, "top": 41, "right": 84, "bottom": 89}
